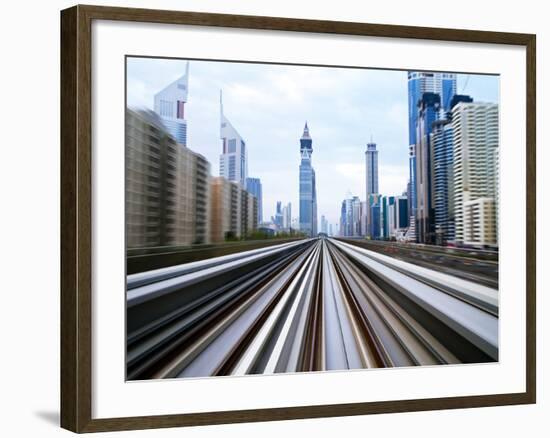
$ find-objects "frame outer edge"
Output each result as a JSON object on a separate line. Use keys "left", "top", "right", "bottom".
{"left": 60, "top": 4, "right": 537, "bottom": 433}
{"left": 525, "top": 34, "right": 536, "bottom": 404}
{"left": 60, "top": 5, "right": 79, "bottom": 433}
{"left": 61, "top": 4, "right": 94, "bottom": 433}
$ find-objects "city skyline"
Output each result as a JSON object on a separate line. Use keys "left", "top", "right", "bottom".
{"left": 127, "top": 57, "right": 499, "bottom": 226}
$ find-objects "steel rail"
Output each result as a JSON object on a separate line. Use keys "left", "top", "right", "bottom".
{"left": 329, "top": 239, "right": 498, "bottom": 361}
{"left": 126, "top": 236, "right": 499, "bottom": 380}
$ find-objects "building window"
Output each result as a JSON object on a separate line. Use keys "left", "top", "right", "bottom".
{"left": 159, "top": 100, "right": 173, "bottom": 118}
{"left": 229, "top": 156, "right": 236, "bottom": 180}
{"left": 176, "top": 101, "right": 185, "bottom": 119}
{"left": 228, "top": 139, "right": 237, "bottom": 153}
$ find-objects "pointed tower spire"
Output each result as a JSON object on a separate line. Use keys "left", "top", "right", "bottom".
{"left": 181, "top": 61, "right": 190, "bottom": 95}
{"left": 301, "top": 121, "right": 311, "bottom": 139}
{"left": 219, "top": 89, "right": 225, "bottom": 139}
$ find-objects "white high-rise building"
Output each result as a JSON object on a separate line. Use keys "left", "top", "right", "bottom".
{"left": 452, "top": 102, "right": 499, "bottom": 247}
{"left": 154, "top": 62, "right": 189, "bottom": 146}
{"left": 282, "top": 202, "right": 292, "bottom": 231}
{"left": 219, "top": 91, "right": 248, "bottom": 187}
{"left": 320, "top": 215, "right": 329, "bottom": 234}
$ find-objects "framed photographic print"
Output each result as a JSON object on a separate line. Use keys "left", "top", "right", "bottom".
{"left": 60, "top": 4, "right": 536, "bottom": 433}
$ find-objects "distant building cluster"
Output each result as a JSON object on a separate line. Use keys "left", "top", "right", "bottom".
{"left": 126, "top": 64, "right": 261, "bottom": 248}
{"left": 337, "top": 71, "right": 499, "bottom": 249}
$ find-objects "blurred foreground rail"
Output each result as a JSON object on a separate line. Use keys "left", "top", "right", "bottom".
{"left": 127, "top": 237, "right": 498, "bottom": 380}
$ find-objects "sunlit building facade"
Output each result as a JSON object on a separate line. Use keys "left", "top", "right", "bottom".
{"left": 452, "top": 101, "right": 499, "bottom": 247}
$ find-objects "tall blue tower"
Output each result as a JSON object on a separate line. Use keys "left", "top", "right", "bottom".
{"left": 299, "top": 122, "right": 317, "bottom": 237}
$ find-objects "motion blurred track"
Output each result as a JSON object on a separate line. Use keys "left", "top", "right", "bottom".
{"left": 127, "top": 237, "right": 498, "bottom": 380}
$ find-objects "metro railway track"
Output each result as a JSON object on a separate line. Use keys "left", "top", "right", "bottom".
{"left": 339, "top": 238, "right": 499, "bottom": 288}
{"left": 127, "top": 237, "right": 499, "bottom": 380}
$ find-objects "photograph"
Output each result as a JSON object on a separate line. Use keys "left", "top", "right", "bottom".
{"left": 125, "top": 57, "right": 500, "bottom": 380}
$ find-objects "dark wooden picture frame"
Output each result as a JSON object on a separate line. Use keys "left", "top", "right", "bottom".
{"left": 60, "top": 4, "right": 536, "bottom": 433}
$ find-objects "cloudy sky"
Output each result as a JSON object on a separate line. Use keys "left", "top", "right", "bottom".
{"left": 127, "top": 57, "right": 499, "bottom": 226}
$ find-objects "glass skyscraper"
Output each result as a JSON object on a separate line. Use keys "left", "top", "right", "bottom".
{"left": 408, "top": 72, "right": 457, "bottom": 145}
{"left": 415, "top": 92, "right": 440, "bottom": 244}
{"left": 407, "top": 71, "right": 456, "bottom": 241}
{"left": 245, "top": 177, "right": 263, "bottom": 224}
{"left": 299, "top": 123, "right": 317, "bottom": 237}
{"left": 153, "top": 61, "right": 189, "bottom": 146}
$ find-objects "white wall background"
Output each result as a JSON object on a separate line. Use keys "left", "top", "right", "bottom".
{"left": 0, "top": 0, "right": 546, "bottom": 436}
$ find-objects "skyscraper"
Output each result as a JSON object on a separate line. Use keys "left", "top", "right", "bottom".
{"left": 370, "top": 201, "right": 381, "bottom": 239}
{"left": 366, "top": 193, "right": 382, "bottom": 239}
{"left": 299, "top": 122, "right": 318, "bottom": 237}
{"left": 395, "top": 195, "right": 409, "bottom": 234}
{"left": 245, "top": 177, "right": 263, "bottom": 224}
{"left": 126, "top": 109, "right": 210, "bottom": 248}
{"left": 282, "top": 203, "right": 292, "bottom": 231}
{"left": 407, "top": 146, "right": 417, "bottom": 241}
{"left": 339, "top": 196, "right": 358, "bottom": 237}
{"left": 407, "top": 71, "right": 456, "bottom": 240}
{"left": 431, "top": 95, "right": 474, "bottom": 245}
{"left": 408, "top": 71, "right": 457, "bottom": 145}
{"left": 452, "top": 101, "right": 499, "bottom": 247}
{"left": 415, "top": 92, "right": 441, "bottom": 244}
{"left": 219, "top": 91, "right": 248, "bottom": 187}
{"left": 351, "top": 196, "right": 362, "bottom": 236}
{"left": 320, "top": 215, "right": 329, "bottom": 234}
{"left": 365, "top": 141, "right": 379, "bottom": 196}
{"left": 209, "top": 177, "right": 257, "bottom": 242}
{"left": 273, "top": 201, "right": 283, "bottom": 229}
{"left": 360, "top": 201, "right": 368, "bottom": 236}
{"left": 364, "top": 140, "right": 379, "bottom": 239}
{"left": 432, "top": 118, "right": 455, "bottom": 245}
{"left": 153, "top": 62, "right": 189, "bottom": 146}
{"left": 382, "top": 196, "right": 395, "bottom": 238}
